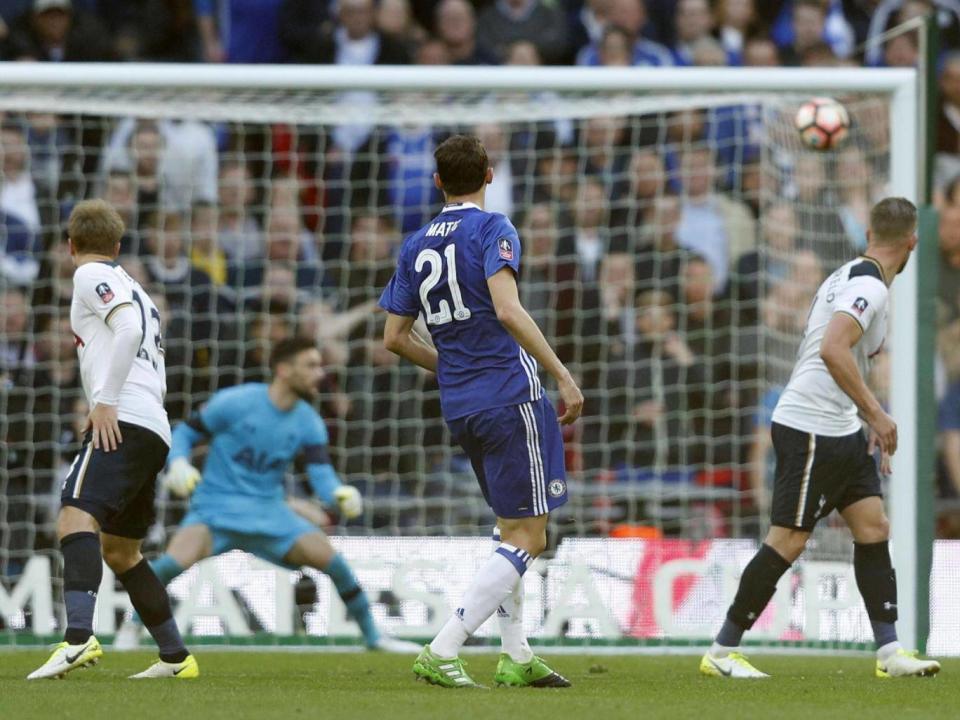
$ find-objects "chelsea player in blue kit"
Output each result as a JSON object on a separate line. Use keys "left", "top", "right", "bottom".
{"left": 380, "top": 135, "right": 584, "bottom": 688}
{"left": 115, "top": 338, "right": 415, "bottom": 652}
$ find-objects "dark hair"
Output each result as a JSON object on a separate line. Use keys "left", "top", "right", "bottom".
{"left": 68, "top": 199, "right": 125, "bottom": 255}
{"left": 434, "top": 134, "right": 489, "bottom": 196}
{"left": 269, "top": 336, "right": 318, "bottom": 372}
{"left": 870, "top": 197, "right": 917, "bottom": 243}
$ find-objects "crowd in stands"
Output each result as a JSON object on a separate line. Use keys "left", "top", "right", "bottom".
{"left": 3, "top": 0, "right": 960, "bottom": 575}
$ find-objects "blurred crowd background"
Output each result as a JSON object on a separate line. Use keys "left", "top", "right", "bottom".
{"left": 3, "top": 0, "right": 960, "bottom": 580}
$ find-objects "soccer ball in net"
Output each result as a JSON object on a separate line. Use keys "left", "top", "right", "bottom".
{"left": 794, "top": 97, "right": 850, "bottom": 151}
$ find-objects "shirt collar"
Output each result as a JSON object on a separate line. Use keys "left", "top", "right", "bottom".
{"left": 441, "top": 201, "right": 482, "bottom": 213}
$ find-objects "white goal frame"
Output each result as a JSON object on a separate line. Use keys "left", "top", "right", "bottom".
{"left": 0, "top": 64, "right": 922, "bottom": 649}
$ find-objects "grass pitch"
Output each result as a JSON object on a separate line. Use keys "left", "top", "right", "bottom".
{"left": 1, "top": 650, "right": 957, "bottom": 720}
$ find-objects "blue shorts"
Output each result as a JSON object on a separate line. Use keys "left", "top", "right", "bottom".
{"left": 180, "top": 504, "right": 318, "bottom": 569}
{"left": 448, "top": 395, "right": 568, "bottom": 518}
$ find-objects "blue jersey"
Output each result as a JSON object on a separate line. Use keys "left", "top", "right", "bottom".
{"left": 169, "top": 383, "right": 341, "bottom": 534}
{"left": 379, "top": 202, "right": 542, "bottom": 421}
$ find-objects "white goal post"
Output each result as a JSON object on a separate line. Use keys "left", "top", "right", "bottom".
{"left": 0, "top": 64, "right": 924, "bottom": 650}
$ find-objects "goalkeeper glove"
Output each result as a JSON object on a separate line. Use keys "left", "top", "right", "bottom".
{"left": 333, "top": 485, "right": 363, "bottom": 519}
{"left": 163, "top": 457, "right": 202, "bottom": 498}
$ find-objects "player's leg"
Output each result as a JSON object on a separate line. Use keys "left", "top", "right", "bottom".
{"left": 419, "top": 398, "right": 569, "bottom": 687}
{"left": 115, "top": 522, "right": 214, "bottom": 649}
{"left": 841, "top": 494, "right": 940, "bottom": 677}
{"left": 703, "top": 423, "right": 823, "bottom": 679}
{"left": 491, "top": 525, "right": 532, "bottom": 663}
{"left": 100, "top": 532, "right": 195, "bottom": 678}
{"left": 27, "top": 438, "right": 109, "bottom": 679}
{"left": 282, "top": 531, "right": 383, "bottom": 649}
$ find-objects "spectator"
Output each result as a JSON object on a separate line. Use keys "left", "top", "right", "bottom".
{"left": 189, "top": 200, "right": 226, "bottom": 286}
{"left": 611, "top": 148, "right": 667, "bottom": 250}
{"left": 98, "top": 0, "right": 200, "bottom": 62}
{"left": 338, "top": 212, "right": 398, "bottom": 308}
{"left": 572, "top": 176, "right": 610, "bottom": 283}
{"left": 577, "top": 0, "right": 674, "bottom": 66}
{"left": 0, "top": 287, "right": 33, "bottom": 379}
{"left": 939, "top": 380, "right": 960, "bottom": 497}
{"left": 635, "top": 192, "right": 695, "bottom": 300}
{"left": 376, "top": 0, "right": 425, "bottom": 53}
{"left": 597, "top": 24, "right": 634, "bottom": 66}
{"left": 568, "top": 0, "right": 614, "bottom": 54}
{"left": 865, "top": 0, "right": 960, "bottom": 67}
{"left": 101, "top": 168, "right": 142, "bottom": 254}
{"left": 517, "top": 202, "right": 576, "bottom": 336}
{"left": 196, "top": 0, "right": 286, "bottom": 63}
{"left": 230, "top": 209, "right": 325, "bottom": 298}
{"left": 715, "top": 0, "right": 759, "bottom": 64}
{"left": 0, "top": 207, "right": 37, "bottom": 286}
{"left": 800, "top": 38, "right": 839, "bottom": 66}
{"left": 1, "top": 122, "right": 40, "bottom": 233}
{"left": 21, "top": 113, "right": 64, "bottom": 234}
{"left": 102, "top": 117, "right": 219, "bottom": 213}
{"left": 675, "top": 145, "right": 756, "bottom": 293}
{"left": 837, "top": 144, "right": 885, "bottom": 252}
{"left": 792, "top": 152, "right": 846, "bottom": 265}
{"left": 142, "top": 210, "right": 221, "bottom": 327}
{"left": 289, "top": 0, "right": 410, "bottom": 65}
{"left": 241, "top": 305, "right": 295, "bottom": 382}
{"left": 884, "top": 28, "right": 919, "bottom": 67}
{"left": 672, "top": 0, "right": 720, "bottom": 65}
{"left": 415, "top": 35, "right": 451, "bottom": 64}
{"left": 732, "top": 202, "right": 799, "bottom": 303}
{"left": 689, "top": 35, "right": 730, "bottom": 66}
{"left": 434, "top": 0, "right": 497, "bottom": 65}
{"left": 504, "top": 38, "right": 541, "bottom": 65}
{"left": 476, "top": 0, "right": 569, "bottom": 65}
{"left": 217, "top": 160, "right": 264, "bottom": 263}
{"left": 774, "top": 0, "right": 854, "bottom": 65}
{"left": 111, "top": 119, "right": 164, "bottom": 227}
{"left": 742, "top": 33, "right": 780, "bottom": 65}
{"left": 2, "top": 0, "right": 112, "bottom": 61}
{"left": 939, "top": 205, "right": 960, "bottom": 320}
{"left": 473, "top": 123, "right": 513, "bottom": 217}
{"left": 937, "top": 53, "right": 960, "bottom": 189}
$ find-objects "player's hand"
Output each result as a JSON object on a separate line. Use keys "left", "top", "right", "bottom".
{"left": 333, "top": 485, "right": 364, "bottom": 519}
{"left": 866, "top": 409, "right": 898, "bottom": 457}
{"left": 867, "top": 431, "right": 894, "bottom": 476}
{"left": 86, "top": 403, "right": 122, "bottom": 453}
{"left": 163, "top": 457, "right": 202, "bottom": 498}
{"left": 557, "top": 375, "right": 584, "bottom": 425}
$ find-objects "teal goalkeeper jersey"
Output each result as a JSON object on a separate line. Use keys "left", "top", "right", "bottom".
{"left": 168, "top": 383, "right": 341, "bottom": 534}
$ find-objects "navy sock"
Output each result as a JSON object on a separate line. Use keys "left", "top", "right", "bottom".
{"left": 324, "top": 554, "right": 380, "bottom": 647}
{"left": 131, "top": 555, "right": 185, "bottom": 625}
{"left": 720, "top": 544, "right": 792, "bottom": 646}
{"left": 853, "top": 541, "right": 899, "bottom": 649}
{"left": 61, "top": 532, "right": 103, "bottom": 645}
{"left": 118, "top": 559, "right": 189, "bottom": 663}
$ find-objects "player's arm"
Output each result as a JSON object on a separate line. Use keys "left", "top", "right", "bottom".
{"left": 303, "top": 415, "right": 363, "bottom": 519}
{"left": 820, "top": 313, "right": 897, "bottom": 457}
{"left": 163, "top": 389, "right": 237, "bottom": 497}
{"left": 383, "top": 313, "right": 438, "bottom": 372}
{"left": 487, "top": 267, "right": 583, "bottom": 424}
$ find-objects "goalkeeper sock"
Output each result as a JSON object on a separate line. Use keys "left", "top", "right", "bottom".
{"left": 853, "top": 540, "right": 899, "bottom": 650}
{"left": 118, "top": 559, "right": 189, "bottom": 663}
{"left": 131, "top": 554, "right": 185, "bottom": 626}
{"left": 324, "top": 554, "right": 380, "bottom": 647}
{"left": 492, "top": 528, "right": 533, "bottom": 663}
{"left": 716, "top": 544, "right": 791, "bottom": 648}
{"left": 61, "top": 532, "right": 103, "bottom": 645}
{"left": 430, "top": 543, "right": 532, "bottom": 659}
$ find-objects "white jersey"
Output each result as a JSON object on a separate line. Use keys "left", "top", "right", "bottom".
{"left": 772, "top": 257, "right": 888, "bottom": 437}
{"left": 70, "top": 260, "right": 171, "bottom": 445}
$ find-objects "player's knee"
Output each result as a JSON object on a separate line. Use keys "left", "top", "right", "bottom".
{"left": 101, "top": 545, "right": 141, "bottom": 575}
{"left": 856, "top": 515, "right": 890, "bottom": 544}
{"left": 765, "top": 528, "right": 808, "bottom": 563}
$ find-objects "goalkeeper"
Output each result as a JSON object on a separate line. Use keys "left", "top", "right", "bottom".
{"left": 116, "top": 337, "right": 410, "bottom": 652}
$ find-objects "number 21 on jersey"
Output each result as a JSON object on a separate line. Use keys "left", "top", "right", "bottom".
{"left": 416, "top": 243, "right": 472, "bottom": 325}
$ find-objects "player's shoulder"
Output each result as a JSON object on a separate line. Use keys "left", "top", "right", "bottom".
{"left": 213, "top": 382, "right": 268, "bottom": 406}
{"left": 843, "top": 257, "right": 888, "bottom": 294}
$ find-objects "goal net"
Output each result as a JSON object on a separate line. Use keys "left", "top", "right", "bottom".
{"left": 0, "top": 66, "right": 925, "bottom": 652}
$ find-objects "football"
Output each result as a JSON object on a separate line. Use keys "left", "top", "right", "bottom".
{"left": 794, "top": 97, "right": 850, "bottom": 151}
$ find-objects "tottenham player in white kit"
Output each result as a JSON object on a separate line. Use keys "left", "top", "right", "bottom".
{"left": 28, "top": 200, "right": 198, "bottom": 680}
{"left": 700, "top": 198, "right": 940, "bottom": 679}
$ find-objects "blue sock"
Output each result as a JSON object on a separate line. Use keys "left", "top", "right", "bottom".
{"left": 61, "top": 532, "right": 103, "bottom": 645}
{"left": 131, "top": 555, "right": 184, "bottom": 626}
{"left": 118, "top": 559, "right": 188, "bottom": 664}
{"left": 324, "top": 554, "right": 380, "bottom": 647}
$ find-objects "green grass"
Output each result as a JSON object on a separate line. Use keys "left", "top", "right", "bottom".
{"left": 1, "top": 651, "right": 957, "bottom": 720}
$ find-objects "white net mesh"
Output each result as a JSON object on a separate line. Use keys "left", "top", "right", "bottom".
{"left": 0, "top": 80, "right": 894, "bottom": 646}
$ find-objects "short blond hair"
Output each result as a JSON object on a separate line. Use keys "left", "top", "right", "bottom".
{"left": 870, "top": 197, "right": 917, "bottom": 245}
{"left": 68, "top": 199, "right": 125, "bottom": 256}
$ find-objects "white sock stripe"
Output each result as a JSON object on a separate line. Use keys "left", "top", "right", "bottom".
{"left": 521, "top": 403, "right": 547, "bottom": 515}
{"left": 518, "top": 403, "right": 543, "bottom": 514}
{"left": 794, "top": 432, "right": 817, "bottom": 526}
{"left": 518, "top": 348, "right": 537, "bottom": 401}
